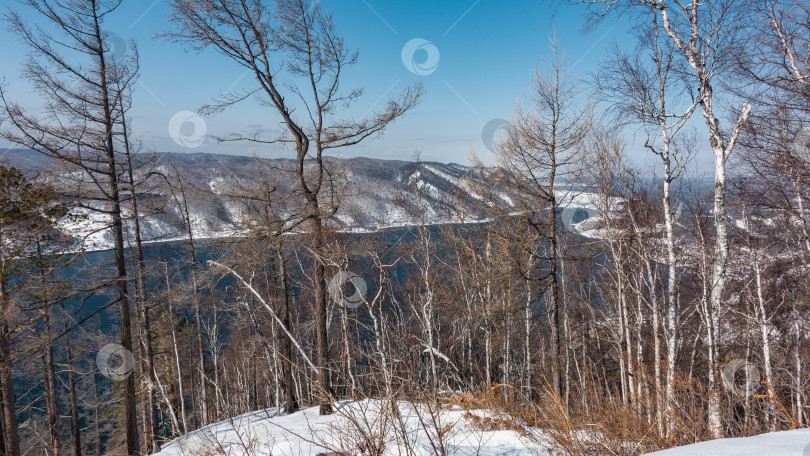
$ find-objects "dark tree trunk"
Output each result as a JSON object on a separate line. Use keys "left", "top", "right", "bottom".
{"left": 41, "top": 313, "right": 60, "bottom": 456}
{"left": 311, "top": 218, "right": 332, "bottom": 415}
{"left": 0, "top": 380, "right": 6, "bottom": 456}
{"left": 0, "top": 326, "right": 18, "bottom": 456}
{"left": 121, "top": 108, "right": 159, "bottom": 453}
{"left": 91, "top": 7, "right": 140, "bottom": 453}
{"left": 92, "top": 373, "right": 101, "bottom": 456}
{"left": 64, "top": 331, "right": 81, "bottom": 456}
{"left": 276, "top": 243, "right": 298, "bottom": 414}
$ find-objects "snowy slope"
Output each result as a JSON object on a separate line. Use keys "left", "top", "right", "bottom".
{"left": 645, "top": 429, "right": 810, "bottom": 456}
{"left": 155, "top": 400, "right": 550, "bottom": 456}
{"left": 154, "top": 400, "right": 810, "bottom": 456}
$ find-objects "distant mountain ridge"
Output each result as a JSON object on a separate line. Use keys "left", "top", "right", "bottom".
{"left": 0, "top": 149, "right": 495, "bottom": 250}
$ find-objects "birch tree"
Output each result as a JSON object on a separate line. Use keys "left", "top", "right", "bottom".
{"left": 576, "top": 0, "right": 752, "bottom": 436}
{"left": 595, "top": 13, "right": 697, "bottom": 434}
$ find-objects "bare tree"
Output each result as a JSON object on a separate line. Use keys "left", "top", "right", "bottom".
{"left": 0, "top": 167, "right": 70, "bottom": 455}
{"left": 164, "top": 0, "right": 421, "bottom": 415}
{"left": 574, "top": 0, "right": 752, "bottom": 436}
{"left": 595, "top": 12, "right": 698, "bottom": 434}
{"left": 0, "top": 0, "right": 142, "bottom": 451}
{"left": 476, "top": 40, "right": 593, "bottom": 398}
{"left": 222, "top": 165, "right": 308, "bottom": 414}
{"left": 732, "top": 0, "right": 810, "bottom": 430}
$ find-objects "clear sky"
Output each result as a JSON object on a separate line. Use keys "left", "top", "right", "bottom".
{"left": 0, "top": 0, "right": 696, "bottom": 169}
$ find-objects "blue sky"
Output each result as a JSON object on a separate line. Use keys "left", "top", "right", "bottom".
{"left": 0, "top": 0, "right": 698, "bottom": 169}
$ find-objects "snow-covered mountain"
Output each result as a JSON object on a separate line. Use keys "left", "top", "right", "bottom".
{"left": 1, "top": 149, "right": 506, "bottom": 250}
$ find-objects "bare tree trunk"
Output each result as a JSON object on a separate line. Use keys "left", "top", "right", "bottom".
{"left": 210, "top": 302, "right": 222, "bottom": 421}
{"left": 166, "top": 264, "right": 188, "bottom": 434}
{"left": 705, "top": 156, "right": 727, "bottom": 439}
{"left": 91, "top": 8, "right": 140, "bottom": 449}
{"left": 663, "top": 166, "right": 679, "bottom": 436}
{"left": 153, "top": 365, "right": 181, "bottom": 437}
{"left": 549, "top": 200, "right": 562, "bottom": 399}
{"left": 657, "top": 4, "right": 752, "bottom": 436}
{"left": 621, "top": 276, "right": 635, "bottom": 407}
{"left": 340, "top": 307, "right": 357, "bottom": 397}
{"left": 0, "top": 251, "right": 19, "bottom": 456}
{"left": 753, "top": 249, "right": 775, "bottom": 430}
{"left": 93, "top": 372, "right": 102, "bottom": 456}
{"left": 524, "top": 266, "right": 533, "bottom": 399}
{"left": 484, "top": 238, "right": 492, "bottom": 387}
{"left": 276, "top": 243, "right": 298, "bottom": 414}
{"left": 41, "top": 313, "right": 60, "bottom": 456}
{"left": 420, "top": 229, "right": 438, "bottom": 393}
{"left": 121, "top": 109, "right": 159, "bottom": 454}
{"left": 0, "top": 384, "right": 6, "bottom": 456}
{"left": 794, "top": 297, "right": 804, "bottom": 426}
{"left": 311, "top": 218, "right": 333, "bottom": 414}
{"left": 504, "top": 309, "right": 512, "bottom": 397}
{"left": 33, "top": 239, "right": 61, "bottom": 456}
{"left": 64, "top": 329, "right": 81, "bottom": 456}
{"left": 649, "top": 265, "right": 664, "bottom": 437}
{"left": 175, "top": 176, "right": 208, "bottom": 427}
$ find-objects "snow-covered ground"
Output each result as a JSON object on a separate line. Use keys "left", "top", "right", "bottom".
{"left": 154, "top": 399, "right": 810, "bottom": 455}
{"left": 155, "top": 400, "right": 550, "bottom": 455}
{"left": 645, "top": 429, "right": 810, "bottom": 456}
